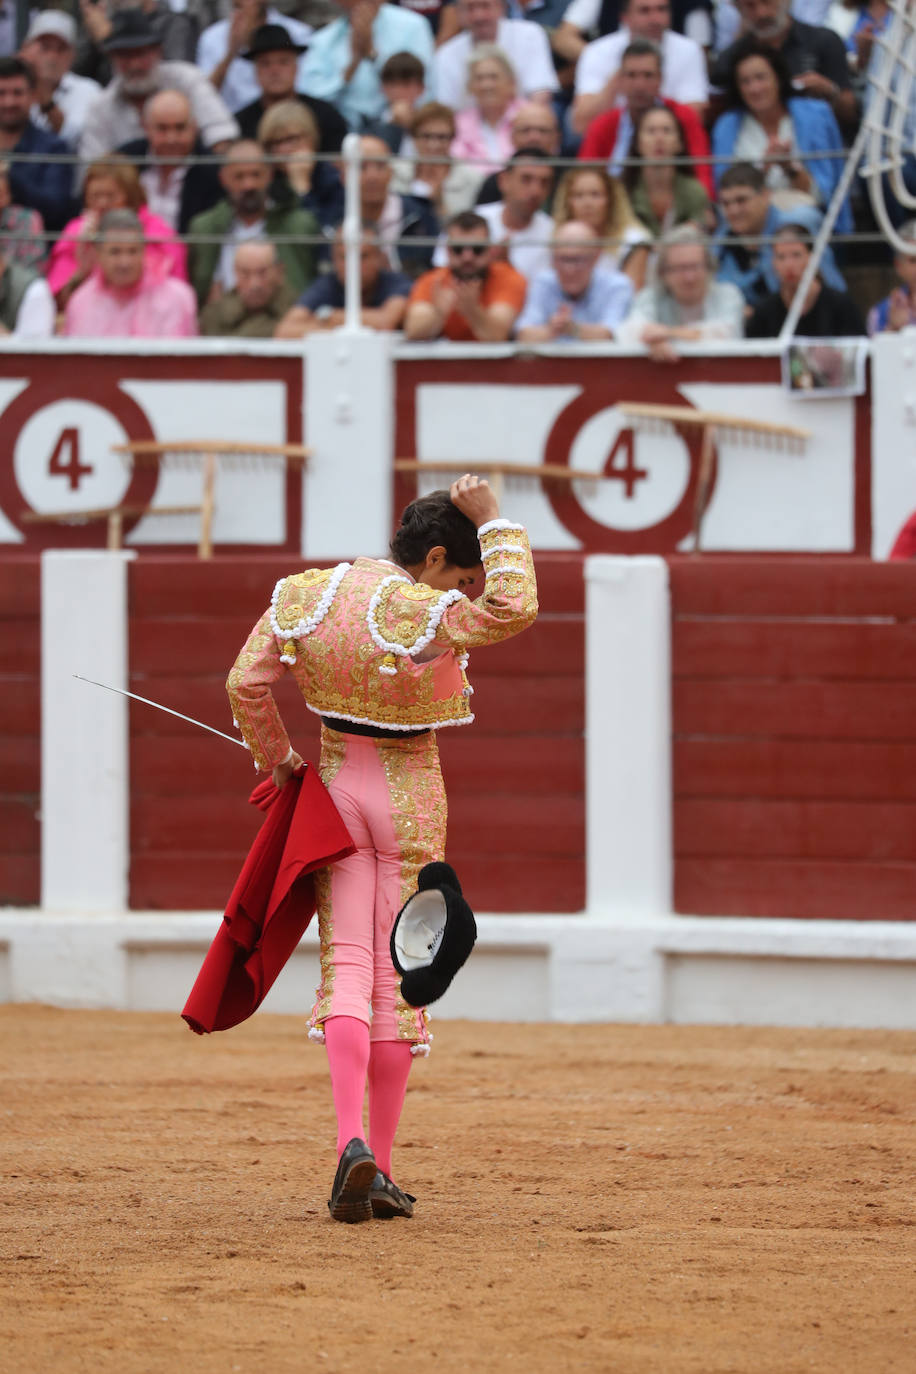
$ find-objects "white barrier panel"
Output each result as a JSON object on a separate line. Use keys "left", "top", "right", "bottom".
{"left": 2, "top": 912, "right": 916, "bottom": 1028}
{"left": 41, "top": 551, "right": 133, "bottom": 912}
{"left": 303, "top": 331, "right": 394, "bottom": 558}
{"left": 585, "top": 555, "right": 672, "bottom": 918}
{"left": 870, "top": 329, "right": 916, "bottom": 557}
{"left": 0, "top": 338, "right": 875, "bottom": 558}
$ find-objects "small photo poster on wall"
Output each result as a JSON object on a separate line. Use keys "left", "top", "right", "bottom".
{"left": 782, "top": 338, "right": 868, "bottom": 398}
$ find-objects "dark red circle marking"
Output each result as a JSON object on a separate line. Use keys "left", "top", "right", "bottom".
{"left": 542, "top": 385, "right": 716, "bottom": 552}
{"left": 0, "top": 381, "right": 157, "bottom": 549}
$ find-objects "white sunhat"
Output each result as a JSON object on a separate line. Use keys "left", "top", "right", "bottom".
{"left": 24, "top": 11, "right": 78, "bottom": 46}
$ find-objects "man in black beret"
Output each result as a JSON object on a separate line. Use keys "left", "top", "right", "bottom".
{"left": 235, "top": 24, "right": 348, "bottom": 151}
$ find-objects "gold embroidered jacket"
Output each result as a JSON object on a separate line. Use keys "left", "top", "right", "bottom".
{"left": 226, "top": 519, "right": 538, "bottom": 770}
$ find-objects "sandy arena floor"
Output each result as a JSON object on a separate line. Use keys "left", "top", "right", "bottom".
{"left": 1, "top": 1007, "right": 914, "bottom": 1374}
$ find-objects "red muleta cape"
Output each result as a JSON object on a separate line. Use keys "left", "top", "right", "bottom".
{"left": 182, "top": 764, "right": 354, "bottom": 1034}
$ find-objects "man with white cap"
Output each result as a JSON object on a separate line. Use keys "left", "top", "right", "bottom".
{"left": 20, "top": 12, "right": 101, "bottom": 150}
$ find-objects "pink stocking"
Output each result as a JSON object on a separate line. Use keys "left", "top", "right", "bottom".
{"left": 368, "top": 1040, "right": 413, "bottom": 1179}
{"left": 324, "top": 1015, "right": 370, "bottom": 1158}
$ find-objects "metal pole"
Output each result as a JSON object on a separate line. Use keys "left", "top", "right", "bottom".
{"left": 341, "top": 132, "right": 365, "bottom": 334}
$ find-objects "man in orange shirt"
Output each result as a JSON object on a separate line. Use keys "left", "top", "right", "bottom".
{"left": 404, "top": 210, "right": 527, "bottom": 342}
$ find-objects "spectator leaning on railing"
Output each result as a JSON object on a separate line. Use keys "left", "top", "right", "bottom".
{"left": 199, "top": 237, "right": 297, "bottom": 335}
{"left": 0, "top": 56, "right": 75, "bottom": 231}
{"left": 577, "top": 37, "right": 712, "bottom": 194}
{"left": 714, "top": 160, "right": 846, "bottom": 311}
{"left": 616, "top": 223, "right": 745, "bottom": 359}
{"left": 118, "top": 89, "right": 223, "bottom": 234}
{"left": 516, "top": 219, "right": 634, "bottom": 341}
{"left": 187, "top": 137, "right": 318, "bottom": 305}
{"left": 434, "top": 0, "right": 558, "bottom": 110}
{"left": 235, "top": 23, "right": 347, "bottom": 151}
{"left": 275, "top": 224, "right": 411, "bottom": 335}
{"left": 63, "top": 207, "right": 198, "bottom": 337}
{"left": 745, "top": 221, "right": 866, "bottom": 338}
{"left": 405, "top": 208, "right": 527, "bottom": 340}
{"left": 21, "top": 11, "right": 101, "bottom": 152}
{"left": 79, "top": 10, "right": 239, "bottom": 164}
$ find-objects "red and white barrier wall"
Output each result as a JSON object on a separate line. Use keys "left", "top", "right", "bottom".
{"left": 1, "top": 334, "right": 915, "bottom": 1024}
{"left": 0, "top": 334, "right": 883, "bottom": 558}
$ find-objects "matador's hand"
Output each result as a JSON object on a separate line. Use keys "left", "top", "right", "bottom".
{"left": 272, "top": 750, "right": 304, "bottom": 788}
{"left": 450, "top": 473, "right": 499, "bottom": 527}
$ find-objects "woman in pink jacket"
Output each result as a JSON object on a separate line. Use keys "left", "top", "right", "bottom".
{"left": 47, "top": 157, "right": 187, "bottom": 310}
{"left": 450, "top": 46, "right": 522, "bottom": 177}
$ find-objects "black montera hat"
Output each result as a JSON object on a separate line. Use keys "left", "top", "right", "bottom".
{"left": 243, "top": 24, "right": 309, "bottom": 60}
{"left": 104, "top": 10, "right": 161, "bottom": 51}
{"left": 390, "top": 862, "right": 477, "bottom": 1008}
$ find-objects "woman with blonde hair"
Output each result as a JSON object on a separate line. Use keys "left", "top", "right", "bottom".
{"left": 47, "top": 157, "right": 186, "bottom": 309}
{"left": 450, "top": 46, "right": 522, "bottom": 177}
{"left": 258, "top": 100, "right": 343, "bottom": 231}
{"left": 392, "top": 102, "right": 482, "bottom": 217}
{"left": 553, "top": 164, "right": 651, "bottom": 289}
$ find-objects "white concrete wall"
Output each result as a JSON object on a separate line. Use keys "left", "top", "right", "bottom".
{"left": 303, "top": 331, "right": 394, "bottom": 558}
{"left": 1, "top": 911, "right": 915, "bottom": 1030}
{"left": 41, "top": 551, "right": 133, "bottom": 912}
{"left": 4, "top": 341, "right": 915, "bottom": 1026}
{"left": 585, "top": 556, "right": 671, "bottom": 918}
{"left": 870, "top": 329, "right": 916, "bottom": 557}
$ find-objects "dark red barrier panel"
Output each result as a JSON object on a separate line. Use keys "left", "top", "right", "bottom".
{"left": 128, "top": 553, "right": 585, "bottom": 913}
{"left": 0, "top": 558, "right": 41, "bottom": 904}
{"left": 671, "top": 557, "right": 916, "bottom": 920}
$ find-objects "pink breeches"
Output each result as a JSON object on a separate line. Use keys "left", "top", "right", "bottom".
{"left": 309, "top": 725, "right": 447, "bottom": 1046}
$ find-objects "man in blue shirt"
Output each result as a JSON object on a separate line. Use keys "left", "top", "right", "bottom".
{"left": 714, "top": 162, "right": 846, "bottom": 311}
{"left": 516, "top": 220, "right": 633, "bottom": 340}
{"left": 274, "top": 225, "right": 412, "bottom": 335}
{"left": 300, "top": 0, "right": 435, "bottom": 128}
{"left": 0, "top": 56, "right": 74, "bottom": 230}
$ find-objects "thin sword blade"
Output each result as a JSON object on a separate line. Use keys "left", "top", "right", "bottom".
{"left": 73, "top": 675, "right": 247, "bottom": 749}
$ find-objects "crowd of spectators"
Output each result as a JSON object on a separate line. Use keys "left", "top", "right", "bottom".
{"left": 0, "top": 0, "right": 908, "bottom": 343}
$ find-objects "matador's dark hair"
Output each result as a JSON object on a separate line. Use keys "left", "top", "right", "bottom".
{"left": 390, "top": 489, "right": 482, "bottom": 569}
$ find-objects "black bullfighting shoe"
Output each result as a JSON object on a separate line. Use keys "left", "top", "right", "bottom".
{"left": 328, "top": 1138, "right": 377, "bottom": 1223}
{"left": 369, "top": 1170, "right": 416, "bottom": 1220}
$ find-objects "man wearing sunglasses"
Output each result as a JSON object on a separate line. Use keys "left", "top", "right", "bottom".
{"left": 404, "top": 208, "right": 526, "bottom": 341}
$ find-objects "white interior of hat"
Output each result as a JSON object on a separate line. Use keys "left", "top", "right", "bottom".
{"left": 394, "top": 890, "right": 447, "bottom": 970}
